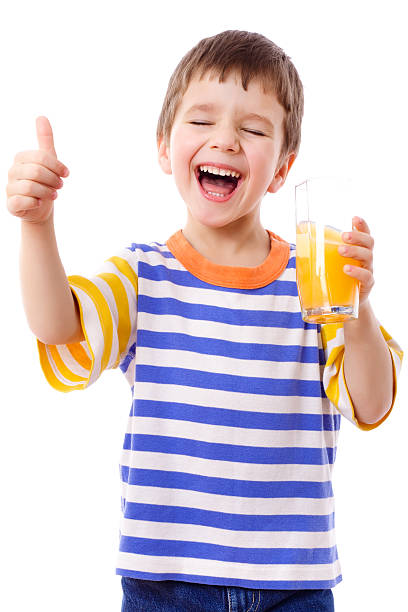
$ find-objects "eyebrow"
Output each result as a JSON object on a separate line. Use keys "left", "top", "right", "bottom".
{"left": 185, "top": 104, "right": 275, "bottom": 134}
{"left": 185, "top": 104, "right": 217, "bottom": 114}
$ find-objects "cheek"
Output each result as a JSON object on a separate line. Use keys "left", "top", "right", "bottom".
{"left": 171, "top": 153, "right": 191, "bottom": 185}
{"left": 252, "top": 149, "right": 279, "bottom": 184}
{"left": 171, "top": 133, "right": 203, "bottom": 181}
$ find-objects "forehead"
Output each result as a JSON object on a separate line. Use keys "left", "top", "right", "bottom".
{"left": 177, "top": 70, "right": 285, "bottom": 123}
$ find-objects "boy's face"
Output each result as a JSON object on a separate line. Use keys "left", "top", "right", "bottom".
{"left": 158, "top": 71, "right": 294, "bottom": 231}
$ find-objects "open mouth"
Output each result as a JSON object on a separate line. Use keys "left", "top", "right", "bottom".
{"left": 195, "top": 164, "right": 243, "bottom": 202}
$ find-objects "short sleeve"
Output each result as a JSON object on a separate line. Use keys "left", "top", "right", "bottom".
{"left": 36, "top": 246, "right": 138, "bottom": 393}
{"left": 321, "top": 321, "right": 403, "bottom": 430}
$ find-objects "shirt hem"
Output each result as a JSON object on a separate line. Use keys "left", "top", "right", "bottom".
{"left": 115, "top": 568, "right": 342, "bottom": 590}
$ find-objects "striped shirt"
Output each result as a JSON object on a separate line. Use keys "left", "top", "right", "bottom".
{"left": 36, "top": 229, "right": 403, "bottom": 590}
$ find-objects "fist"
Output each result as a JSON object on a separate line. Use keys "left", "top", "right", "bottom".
{"left": 6, "top": 116, "right": 70, "bottom": 224}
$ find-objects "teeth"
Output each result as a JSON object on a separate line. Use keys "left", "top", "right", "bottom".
{"left": 199, "top": 165, "right": 241, "bottom": 179}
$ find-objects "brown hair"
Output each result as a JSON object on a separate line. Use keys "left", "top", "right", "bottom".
{"left": 157, "top": 30, "right": 304, "bottom": 166}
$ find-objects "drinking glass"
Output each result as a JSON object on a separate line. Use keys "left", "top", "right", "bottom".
{"left": 295, "top": 177, "right": 361, "bottom": 324}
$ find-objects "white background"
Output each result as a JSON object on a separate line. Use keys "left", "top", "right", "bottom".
{"left": 1, "top": 1, "right": 407, "bottom": 610}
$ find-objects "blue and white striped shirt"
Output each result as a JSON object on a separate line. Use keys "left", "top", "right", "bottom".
{"left": 36, "top": 229, "right": 403, "bottom": 589}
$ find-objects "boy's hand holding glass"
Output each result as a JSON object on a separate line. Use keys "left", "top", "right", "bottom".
{"left": 338, "top": 216, "right": 374, "bottom": 311}
{"left": 295, "top": 177, "right": 374, "bottom": 324}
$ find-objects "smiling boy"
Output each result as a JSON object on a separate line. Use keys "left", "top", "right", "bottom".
{"left": 7, "top": 30, "right": 403, "bottom": 612}
{"left": 158, "top": 71, "right": 293, "bottom": 269}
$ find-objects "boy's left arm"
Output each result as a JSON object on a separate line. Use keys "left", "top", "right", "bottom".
{"left": 339, "top": 216, "right": 395, "bottom": 425}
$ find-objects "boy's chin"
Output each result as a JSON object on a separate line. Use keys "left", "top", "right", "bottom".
{"left": 186, "top": 208, "right": 232, "bottom": 229}
{"left": 186, "top": 207, "right": 246, "bottom": 232}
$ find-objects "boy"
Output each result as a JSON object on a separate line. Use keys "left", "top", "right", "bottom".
{"left": 6, "top": 30, "right": 403, "bottom": 612}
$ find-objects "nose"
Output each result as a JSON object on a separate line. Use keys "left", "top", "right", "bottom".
{"left": 209, "top": 124, "right": 240, "bottom": 153}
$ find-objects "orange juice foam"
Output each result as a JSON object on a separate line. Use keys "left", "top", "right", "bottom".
{"left": 296, "top": 221, "right": 360, "bottom": 322}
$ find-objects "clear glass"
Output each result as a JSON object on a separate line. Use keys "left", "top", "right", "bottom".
{"left": 295, "top": 177, "right": 361, "bottom": 324}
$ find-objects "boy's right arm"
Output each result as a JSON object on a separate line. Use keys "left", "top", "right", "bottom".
{"left": 19, "top": 213, "right": 85, "bottom": 345}
{"left": 7, "top": 116, "right": 84, "bottom": 345}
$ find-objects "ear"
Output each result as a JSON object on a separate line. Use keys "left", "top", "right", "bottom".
{"left": 157, "top": 136, "right": 172, "bottom": 175}
{"left": 267, "top": 152, "right": 296, "bottom": 194}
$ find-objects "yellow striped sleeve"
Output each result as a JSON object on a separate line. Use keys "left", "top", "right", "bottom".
{"left": 36, "top": 249, "right": 138, "bottom": 393}
{"left": 321, "top": 321, "right": 403, "bottom": 430}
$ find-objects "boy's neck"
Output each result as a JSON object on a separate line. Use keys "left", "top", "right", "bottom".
{"left": 182, "top": 217, "right": 271, "bottom": 268}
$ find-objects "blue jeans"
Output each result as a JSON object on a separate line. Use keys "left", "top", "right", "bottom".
{"left": 121, "top": 577, "right": 334, "bottom": 611}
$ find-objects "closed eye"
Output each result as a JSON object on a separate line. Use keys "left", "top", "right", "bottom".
{"left": 188, "top": 122, "right": 266, "bottom": 135}
{"left": 243, "top": 128, "right": 266, "bottom": 136}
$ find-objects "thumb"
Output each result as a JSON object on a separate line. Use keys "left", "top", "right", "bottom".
{"left": 36, "top": 116, "right": 57, "bottom": 156}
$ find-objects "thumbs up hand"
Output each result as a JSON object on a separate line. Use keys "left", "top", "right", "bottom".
{"left": 6, "top": 116, "right": 70, "bottom": 224}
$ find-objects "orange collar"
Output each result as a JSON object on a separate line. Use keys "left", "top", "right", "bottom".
{"left": 166, "top": 229, "right": 290, "bottom": 289}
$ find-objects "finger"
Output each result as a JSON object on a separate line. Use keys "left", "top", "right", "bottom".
{"left": 338, "top": 244, "right": 373, "bottom": 268}
{"left": 10, "top": 162, "right": 64, "bottom": 190}
{"left": 36, "top": 116, "right": 57, "bottom": 156}
{"left": 352, "top": 216, "right": 370, "bottom": 234}
{"left": 342, "top": 228, "right": 374, "bottom": 250}
{"left": 7, "top": 194, "right": 41, "bottom": 215}
{"left": 8, "top": 179, "right": 58, "bottom": 201}
{"left": 14, "top": 150, "right": 69, "bottom": 178}
{"left": 344, "top": 264, "right": 375, "bottom": 287}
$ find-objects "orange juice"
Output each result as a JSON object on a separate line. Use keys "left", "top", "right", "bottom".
{"left": 296, "top": 221, "right": 360, "bottom": 323}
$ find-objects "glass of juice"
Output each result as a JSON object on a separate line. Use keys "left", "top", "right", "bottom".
{"left": 295, "top": 177, "right": 361, "bottom": 324}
